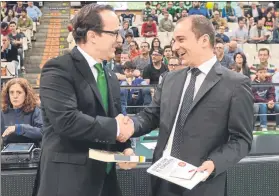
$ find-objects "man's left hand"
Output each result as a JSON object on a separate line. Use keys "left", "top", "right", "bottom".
{"left": 197, "top": 160, "right": 215, "bottom": 181}
{"left": 118, "top": 148, "right": 137, "bottom": 170}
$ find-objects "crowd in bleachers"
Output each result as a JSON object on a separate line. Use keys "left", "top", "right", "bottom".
{"left": 1, "top": 1, "right": 42, "bottom": 74}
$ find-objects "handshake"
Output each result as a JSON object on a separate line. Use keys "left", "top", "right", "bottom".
{"left": 115, "top": 114, "right": 134, "bottom": 143}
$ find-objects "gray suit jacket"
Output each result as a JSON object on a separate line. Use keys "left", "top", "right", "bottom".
{"left": 132, "top": 62, "right": 253, "bottom": 196}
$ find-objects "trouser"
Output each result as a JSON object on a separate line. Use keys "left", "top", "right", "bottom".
{"left": 259, "top": 103, "right": 279, "bottom": 127}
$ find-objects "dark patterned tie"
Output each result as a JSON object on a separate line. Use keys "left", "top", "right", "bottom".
{"left": 171, "top": 68, "right": 202, "bottom": 159}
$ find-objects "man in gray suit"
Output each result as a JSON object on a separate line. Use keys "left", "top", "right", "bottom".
{"left": 119, "top": 15, "right": 254, "bottom": 196}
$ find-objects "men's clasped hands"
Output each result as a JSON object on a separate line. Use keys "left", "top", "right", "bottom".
{"left": 115, "top": 114, "right": 134, "bottom": 143}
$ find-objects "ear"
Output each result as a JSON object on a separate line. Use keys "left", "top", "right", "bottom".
{"left": 87, "top": 30, "right": 96, "bottom": 44}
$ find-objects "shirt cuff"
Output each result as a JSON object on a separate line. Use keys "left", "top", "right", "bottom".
{"left": 116, "top": 119, "right": 120, "bottom": 137}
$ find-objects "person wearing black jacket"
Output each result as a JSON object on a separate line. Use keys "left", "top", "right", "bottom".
{"left": 245, "top": 2, "right": 263, "bottom": 22}
{"left": 1, "top": 35, "right": 18, "bottom": 62}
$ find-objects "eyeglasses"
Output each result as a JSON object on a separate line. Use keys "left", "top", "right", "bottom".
{"left": 152, "top": 53, "right": 162, "bottom": 56}
{"left": 89, "top": 28, "right": 119, "bottom": 38}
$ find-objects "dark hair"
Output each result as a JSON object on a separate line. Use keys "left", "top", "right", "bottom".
{"left": 115, "top": 47, "right": 123, "bottom": 55}
{"left": 7, "top": 9, "right": 15, "bottom": 19}
{"left": 238, "top": 16, "right": 245, "bottom": 23}
{"left": 125, "top": 32, "right": 133, "bottom": 38}
{"left": 141, "top": 41, "right": 150, "bottom": 49}
{"left": 178, "top": 15, "right": 215, "bottom": 48}
{"left": 122, "top": 61, "right": 136, "bottom": 70}
{"left": 130, "top": 40, "right": 139, "bottom": 50}
{"left": 233, "top": 52, "right": 247, "bottom": 70}
{"left": 21, "top": 9, "right": 27, "bottom": 13}
{"left": 215, "top": 37, "right": 224, "bottom": 44}
{"left": 151, "top": 49, "right": 163, "bottom": 56}
{"left": 9, "top": 21, "right": 17, "bottom": 26}
{"left": 72, "top": 4, "right": 114, "bottom": 44}
{"left": 1, "top": 22, "right": 8, "bottom": 29}
{"left": 229, "top": 62, "right": 241, "bottom": 72}
{"left": 164, "top": 45, "right": 172, "bottom": 51}
{"left": 258, "top": 48, "right": 270, "bottom": 55}
{"left": 145, "top": 1, "right": 151, "bottom": 6}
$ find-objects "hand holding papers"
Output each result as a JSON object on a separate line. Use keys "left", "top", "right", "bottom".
{"left": 147, "top": 156, "right": 209, "bottom": 190}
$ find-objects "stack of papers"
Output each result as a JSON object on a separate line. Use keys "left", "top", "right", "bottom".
{"left": 147, "top": 156, "right": 209, "bottom": 190}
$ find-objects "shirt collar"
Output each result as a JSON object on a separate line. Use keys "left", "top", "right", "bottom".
{"left": 77, "top": 46, "right": 101, "bottom": 68}
{"left": 189, "top": 56, "right": 217, "bottom": 75}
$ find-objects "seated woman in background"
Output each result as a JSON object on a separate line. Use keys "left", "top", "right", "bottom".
{"left": 1, "top": 78, "right": 43, "bottom": 146}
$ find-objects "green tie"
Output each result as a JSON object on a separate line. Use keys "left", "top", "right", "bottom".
{"left": 94, "top": 63, "right": 112, "bottom": 174}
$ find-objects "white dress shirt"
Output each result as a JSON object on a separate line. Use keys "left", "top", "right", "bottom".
{"left": 77, "top": 46, "right": 120, "bottom": 137}
{"left": 164, "top": 56, "right": 217, "bottom": 156}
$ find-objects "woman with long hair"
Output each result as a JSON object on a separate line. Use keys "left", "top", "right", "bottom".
{"left": 2, "top": 9, "right": 18, "bottom": 24}
{"left": 1, "top": 78, "right": 43, "bottom": 146}
{"left": 149, "top": 37, "right": 163, "bottom": 55}
{"left": 233, "top": 52, "right": 250, "bottom": 78}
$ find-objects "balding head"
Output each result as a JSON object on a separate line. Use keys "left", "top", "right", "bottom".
{"left": 228, "top": 41, "right": 237, "bottom": 52}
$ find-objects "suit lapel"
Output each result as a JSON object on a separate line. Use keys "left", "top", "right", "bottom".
{"left": 168, "top": 68, "right": 189, "bottom": 132}
{"left": 71, "top": 47, "right": 106, "bottom": 114}
{"left": 103, "top": 67, "right": 115, "bottom": 117}
{"left": 187, "top": 62, "right": 223, "bottom": 116}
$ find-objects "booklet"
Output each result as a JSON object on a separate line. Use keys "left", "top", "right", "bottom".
{"left": 147, "top": 155, "right": 209, "bottom": 190}
{"left": 89, "top": 149, "right": 146, "bottom": 163}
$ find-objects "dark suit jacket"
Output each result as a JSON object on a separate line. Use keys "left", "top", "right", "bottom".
{"left": 245, "top": 8, "right": 263, "bottom": 22}
{"left": 34, "top": 47, "right": 131, "bottom": 196}
{"left": 132, "top": 62, "right": 253, "bottom": 196}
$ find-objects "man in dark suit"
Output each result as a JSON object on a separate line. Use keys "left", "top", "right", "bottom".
{"left": 120, "top": 15, "right": 254, "bottom": 196}
{"left": 34, "top": 4, "right": 135, "bottom": 196}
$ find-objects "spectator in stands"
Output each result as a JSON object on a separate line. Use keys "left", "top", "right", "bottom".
{"left": 264, "top": 5, "right": 276, "bottom": 18}
{"left": 163, "top": 45, "right": 172, "bottom": 65}
{"left": 159, "top": 56, "right": 186, "bottom": 83}
{"left": 211, "top": 10, "right": 228, "bottom": 30}
{"left": 167, "top": 1, "right": 176, "bottom": 19}
{"left": 26, "top": 1, "right": 42, "bottom": 22}
{"left": 208, "top": 2, "right": 219, "bottom": 18}
{"left": 155, "top": 3, "right": 161, "bottom": 16}
{"left": 119, "top": 61, "right": 150, "bottom": 115}
{"left": 13, "top": 1, "right": 25, "bottom": 18}
{"left": 215, "top": 38, "right": 234, "bottom": 68}
{"left": 245, "top": 2, "right": 263, "bottom": 22}
{"left": 233, "top": 52, "right": 250, "bottom": 78}
{"left": 249, "top": 19, "right": 270, "bottom": 44}
{"left": 225, "top": 41, "right": 243, "bottom": 60}
{"left": 188, "top": 1, "right": 209, "bottom": 18}
{"left": 252, "top": 66, "right": 279, "bottom": 131}
{"left": 129, "top": 41, "right": 140, "bottom": 60}
{"left": 113, "top": 52, "right": 130, "bottom": 81}
{"left": 2, "top": 9, "right": 18, "bottom": 24}
{"left": 141, "top": 16, "right": 157, "bottom": 38}
{"left": 142, "top": 1, "right": 152, "bottom": 21}
{"left": 8, "top": 21, "right": 24, "bottom": 71}
{"left": 159, "top": 12, "right": 175, "bottom": 32}
{"left": 1, "top": 78, "right": 42, "bottom": 145}
{"left": 216, "top": 25, "right": 230, "bottom": 43}
{"left": 106, "top": 47, "right": 122, "bottom": 71}
{"left": 119, "top": 21, "right": 133, "bottom": 41}
{"left": 1, "top": 35, "right": 18, "bottom": 64}
{"left": 150, "top": 37, "right": 163, "bottom": 55}
{"left": 17, "top": 9, "right": 33, "bottom": 47}
{"left": 275, "top": 11, "right": 279, "bottom": 27}
{"left": 250, "top": 48, "right": 276, "bottom": 80}
{"left": 176, "top": 1, "right": 186, "bottom": 14}
{"left": 231, "top": 17, "right": 249, "bottom": 44}
{"left": 143, "top": 49, "right": 168, "bottom": 85}
{"left": 273, "top": 22, "right": 279, "bottom": 43}
{"left": 119, "top": 11, "right": 135, "bottom": 26}
{"left": 150, "top": 9, "right": 158, "bottom": 24}
{"left": 263, "top": 10, "right": 275, "bottom": 32}
{"left": 234, "top": 2, "right": 245, "bottom": 18}
{"left": 222, "top": 1, "right": 236, "bottom": 22}
{"left": 133, "top": 41, "right": 151, "bottom": 74}
{"left": 176, "top": 9, "right": 188, "bottom": 21}
{"left": 158, "top": 7, "right": 173, "bottom": 22}
{"left": 228, "top": 62, "right": 241, "bottom": 72}
{"left": 247, "top": 17, "right": 256, "bottom": 36}
{"left": 1, "top": 22, "right": 11, "bottom": 36}
{"left": 1, "top": 1, "right": 8, "bottom": 20}
{"left": 122, "top": 32, "right": 133, "bottom": 53}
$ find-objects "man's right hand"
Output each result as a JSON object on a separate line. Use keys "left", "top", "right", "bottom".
{"left": 115, "top": 114, "right": 134, "bottom": 143}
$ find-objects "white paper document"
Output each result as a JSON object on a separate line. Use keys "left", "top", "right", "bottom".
{"left": 141, "top": 142, "right": 157, "bottom": 150}
{"left": 147, "top": 156, "right": 209, "bottom": 190}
